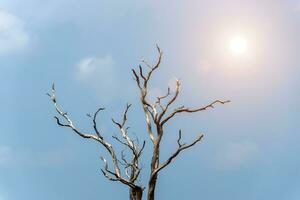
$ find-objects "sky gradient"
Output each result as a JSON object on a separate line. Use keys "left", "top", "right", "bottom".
{"left": 0, "top": 0, "right": 299, "bottom": 199}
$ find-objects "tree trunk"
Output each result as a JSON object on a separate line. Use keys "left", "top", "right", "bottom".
{"left": 147, "top": 138, "right": 161, "bottom": 200}
{"left": 147, "top": 174, "right": 157, "bottom": 200}
{"left": 130, "top": 186, "right": 143, "bottom": 200}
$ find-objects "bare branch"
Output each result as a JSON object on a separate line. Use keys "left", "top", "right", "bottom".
{"left": 100, "top": 156, "right": 118, "bottom": 181}
{"left": 156, "top": 87, "right": 171, "bottom": 105}
{"left": 121, "top": 150, "right": 131, "bottom": 166}
{"left": 143, "top": 45, "right": 162, "bottom": 88}
{"left": 92, "top": 107, "right": 105, "bottom": 139}
{"left": 146, "top": 106, "right": 156, "bottom": 122}
{"left": 141, "top": 59, "right": 152, "bottom": 69}
{"left": 132, "top": 69, "right": 142, "bottom": 90}
{"left": 48, "top": 46, "right": 230, "bottom": 200}
{"left": 112, "top": 135, "right": 132, "bottom": 150}
{"left": 111, "top": 103, "right": 136, "bottom": 152}
{"left": 139, "top": 65, "right": 146, "bottom": 82}
{"left": 122, "top": 103, "right": 131, "bottom": 127}
{"left": 110, "top": 103, "right": 147, "bottom": 188}
{"left": 48, "top": 85, "right": 123, "bottom": 180}
{"left": 143, "top": 108, "right": 156, "bottom": 142}
{"left": 153, "top": 132, "right": 204, "bottom": 176}
{"left": 155, "top": 87, "right": 171, "bottom": 112}
{"left": 177, "top": 129, "right": 184, "bottom": 147}
{"left": 100, "top": 156, "right": 136, "bottom": 188}
{"left": 162, "top": 99, "right": 230, "bottom": 126}
{"left": 100, "top": 169, "right": 118, "bottom": 182}
{"left": 54, "top": 116, "right": 69, "bottom": 127}
{"left": 131, "top": 46, "right": 164, "bottom": 143}
{"left": 158, "top": 79, "right": 181, "bottom": 122}
{"left": 137, "top": 141, "right": 146, "bottom": 158}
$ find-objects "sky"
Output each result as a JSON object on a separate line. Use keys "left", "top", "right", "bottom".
{"left": 0, "top": 0, "right": 299, "bottom": 199}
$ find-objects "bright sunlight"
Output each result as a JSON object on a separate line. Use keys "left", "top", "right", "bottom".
{"left": 229, "top": 36, "right": 248, "bottom": 55}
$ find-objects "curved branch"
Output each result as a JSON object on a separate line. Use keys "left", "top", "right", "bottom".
{"left": 48, "top": 84, "right": 122, "bottom": 179}
{"left": 157, "top": 79, "right": 181, "bottom": 123}
{"left": 153, "top": 132, "right": 204, "bottom": 176}
{"left": 162, "top": 100, "right": 230, "bottom": 126}
{"left": 92, "top": 107, "right": 105, "bottom": 139}
{"left": 100, "top": 156, "right": 136, "bottom": 188}
{"left": 112, "top": 103, "right": 136, "bottom": 152}
{"left": 132, "top": 45, "right": 163, "bottom": 143}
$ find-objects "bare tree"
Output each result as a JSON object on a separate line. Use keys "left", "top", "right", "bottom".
{"left": 48, "top": 46, "right": 230, "bottom": 200}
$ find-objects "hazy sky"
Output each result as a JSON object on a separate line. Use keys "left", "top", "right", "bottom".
{"left": 0, "top": 0, "right": 299, "bottom": 199}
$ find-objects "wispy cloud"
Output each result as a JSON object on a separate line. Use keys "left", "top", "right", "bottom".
{"left": 76, "top": 55, "right": 114, "bottom": 81}
{"left": 75, "top": 55, "right": 135, "bottom": 102}
{"left": 213, "top": 141, "right": 259, "bottom": 170}
{"left": 0, "top": 10, "right": 30, "bottom": 55}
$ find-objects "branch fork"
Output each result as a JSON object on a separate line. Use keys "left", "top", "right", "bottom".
{"left": 48, "top": 45, "right": 229, "bottom": 200}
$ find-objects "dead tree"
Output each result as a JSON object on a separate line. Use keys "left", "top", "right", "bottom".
{"left": 48, "top": 46, "right": 230, "bottom": 200}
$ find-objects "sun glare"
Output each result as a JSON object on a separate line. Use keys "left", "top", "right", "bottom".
{"left": 230, "top": 36, "right": 247, "bottom": 55}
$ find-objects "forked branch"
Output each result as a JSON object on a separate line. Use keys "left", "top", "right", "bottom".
{"left": 49, "top": 45, "right": 230, "bottom": 200}
{"left": 130, "top": 46, "right": 229, "bottom": 200}
{"left": 48, "top": 84, "right": 144, "bottom": 190}
{"left": 161, "top": 99, "right": 230, "bottom": 126}
{"left": 152, "top": 130, "right": 204, "bottom": 177}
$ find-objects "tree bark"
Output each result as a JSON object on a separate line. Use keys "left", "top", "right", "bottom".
{"left": 147, "top": 134, "right": 162, "bottom": 200}
{"left": 130, "top": 187, "right": 143, "bottom": 200}
{"left": 147, "top": 174, "right": 157, "bottom": 200}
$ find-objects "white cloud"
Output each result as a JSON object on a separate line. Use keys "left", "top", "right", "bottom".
{"left": 214, "top": 141, "right": 259, "bottom": 170}
{"left": 76, "top": 55, "right": 114, "bottom": 81}
{"left": 75, "top": 55, "right": 136, "bottom": 103}
{"left": 0, "top": 10, "right": 30, "bottom": 55}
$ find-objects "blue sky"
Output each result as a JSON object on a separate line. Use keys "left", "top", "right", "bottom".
{"left": 0, "top": 0, "right": 299, "bottom": 199}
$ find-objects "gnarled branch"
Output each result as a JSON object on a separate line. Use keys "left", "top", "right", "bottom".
{"left": 49, "top": 45, "right": 229, "bottom": 200}
{"left": 48, "top": 84, "right": 144, "bottom": 191}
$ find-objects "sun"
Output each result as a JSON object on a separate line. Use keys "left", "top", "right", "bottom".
{"left": 230, "top": 36, "right": 248, "bottom": 55}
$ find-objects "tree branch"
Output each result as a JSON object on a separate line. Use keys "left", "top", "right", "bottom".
{"left": 161, "top": 99, "right": 230, "bottom": 126}
{"left": 48, "top": 46, "right": 230, "bottom": 200}
{"left": 111, "top": 103, "right": 146, "bottom": 186}
{"left": 153, "top": 131, "right": 204, "bottom": 176}
{"left": 92, "top": 107, "right": 105, "bottom": 139}
{"left": 48, "top": 84, "right": 127, "bottom": 184}
{"left": 132, "top": 45, "right": 163, "bottom": 143}
{"left": 100, "top": 156, "right": 136, "bottom": 188}
{"left": 157, "top": 79, "right": 181, "bottom": 123}
{"left": 112, "top": 103, "right": 136, "bottom": 153}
